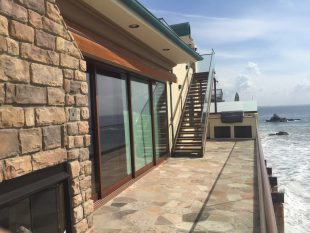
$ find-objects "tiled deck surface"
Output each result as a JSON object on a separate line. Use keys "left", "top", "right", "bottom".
{"left": 94, "top": 140, "right": 259, "bottom": 233}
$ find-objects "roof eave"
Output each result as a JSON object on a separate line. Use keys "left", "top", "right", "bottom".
{"left": 119, "top": 0, "right": 203, "bottom": 61}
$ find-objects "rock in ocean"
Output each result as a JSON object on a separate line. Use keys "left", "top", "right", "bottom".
{"left": 269, "top": 131, "right": 289, "bottom": 136}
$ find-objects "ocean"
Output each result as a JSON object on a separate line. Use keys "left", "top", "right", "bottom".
{"left": 258, "top": 105, "right": 310, "bottom": 233}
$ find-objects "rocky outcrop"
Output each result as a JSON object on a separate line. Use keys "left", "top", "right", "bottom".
{"left": 269, "top": 131, "right": 289, "bottom": 136}
{"left": 266, "top": 114, "right": 300, "bottom": 122}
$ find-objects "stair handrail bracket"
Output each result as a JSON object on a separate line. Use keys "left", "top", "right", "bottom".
{"left": 200, "top": 51, "right": 215, "bottom": 156}
{"left": 256, "top": 128, "right": 278, "bottom": 233}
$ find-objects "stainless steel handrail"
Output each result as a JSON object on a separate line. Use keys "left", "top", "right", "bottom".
{"left": 256, "top": 128, "right": 278, "bottom": 233}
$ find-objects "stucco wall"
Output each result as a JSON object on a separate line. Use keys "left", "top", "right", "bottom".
{"left": 0, "top": 0, "right": 93, "bottom": 232}
{"left": 167, "top": 63, "right": 194, "bottom": 148}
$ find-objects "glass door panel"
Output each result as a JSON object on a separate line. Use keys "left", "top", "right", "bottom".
{"left": 96, "top": 72, "right": 132, "bottom": 189}
{"left": 152, "top": 82, "right": 169, "bottom": 158}
{"left": 131, "top": 78, "right": 154, "bottom": 171}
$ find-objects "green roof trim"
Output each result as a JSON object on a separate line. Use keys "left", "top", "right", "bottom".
{"left": 170, "top": 22, "right": 191, "bottom": 37}
{"left": 119, "top": 0, "right": 203, "bottom": 61}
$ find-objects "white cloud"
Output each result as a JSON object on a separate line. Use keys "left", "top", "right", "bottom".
{"left": 277, "top": 0, "right": 294, "bottom": 7}
{"left": 190, "top": 16, "right": 303, "bottom": 45}
{"left": 147, "top": 3, "right": 310, "bottom": 105}
{"left": 215, "top": 51, "right": 250, "bottom": 60}
{"left": 195, "top": 19, "right": 270, "bottom": 44}
{"left": 294, "top": 84, "right": 310, "bottom": 93}
{"left": 152, "top": 8, "right": 295, "bottom": 44}
{"left": 293, "top": 76, "right": 310, "bottom": 93}
{"left": 277, "top": 49, "right": 310, "bottom": 63}
{"left": 247, "top": 62, "right": 261, "bottom": 75}
{"left": 149, "top": 8, "right": 228, "bottom": 21}
{"left": 236, "top": 74, "right": 252, "bottom": 92}
{"left": 216, "top": 61, "right": 262, "bottom": 101}
{"left": 234, "top": 62, "right": 261, "bottom": 93}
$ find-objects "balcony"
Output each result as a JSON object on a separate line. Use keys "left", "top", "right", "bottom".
{"left": 94, "top": 140, "right": 260, "bottom": 232}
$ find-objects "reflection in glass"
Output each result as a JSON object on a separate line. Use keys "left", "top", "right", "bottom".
{"left": 153, "top": 82, "right": 169, "bottom": 158}
{"left": 131, "top": 78, "right": 153, "bottom": 170}
{"left": 9, "top": 199, "right": 31, "bottom": 232}
{"left": 0, "top": 207, "right": 9, "bottom": 229}
{"left": 0, "top": 184, "right": 66, "bottom": 233}
{"left": 31, "top": 188, "right": 58, "bottom": 233}
{"left": 97, "top": 72, "right": 132, "bottom": 189}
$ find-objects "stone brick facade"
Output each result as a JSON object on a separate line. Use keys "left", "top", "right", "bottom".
{"left": 0, "top": 0, "right": 93, "bottom": 232}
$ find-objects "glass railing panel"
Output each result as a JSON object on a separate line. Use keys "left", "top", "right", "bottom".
{"left": 195, "top": 54, "right": 212, "bottom": 73}
{"left": 200, "top": 52, "right": 215, "bottom": 154}
{"left": 201, "top": 54, "right": 215, "bottom": 115}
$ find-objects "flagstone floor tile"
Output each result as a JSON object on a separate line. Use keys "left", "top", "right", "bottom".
{"left": 94, "top": 140, "right": 259, "bottom": 233}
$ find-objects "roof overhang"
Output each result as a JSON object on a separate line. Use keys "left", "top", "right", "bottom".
{"left": 79, "top": 0, "right": 203, "bottom": 64}
{"left": 72, "top": 32, "right": 177, "bottom": 82}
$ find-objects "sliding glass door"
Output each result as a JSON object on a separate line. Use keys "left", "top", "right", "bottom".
{"left": 86, "top": 60, "right": 170, "bottom": 198}
{"left": 96, "top": 71, "right": 132, "bottom": 190}
{"left": 131, "top": 78, "right": 154, "bottom": 171}
{"left": 152, "top": 82, "right": 169, "bottom": 158}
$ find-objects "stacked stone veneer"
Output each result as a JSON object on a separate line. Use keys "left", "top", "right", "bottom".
{"left": 0, "top": 0, "right": 93, "bottom": 232}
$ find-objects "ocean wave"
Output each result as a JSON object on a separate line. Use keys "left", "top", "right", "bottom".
{"left": 259, "top": 105, "right": 310, "bottom": 233}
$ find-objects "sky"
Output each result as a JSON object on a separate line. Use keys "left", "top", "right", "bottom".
{"left": 139, "top": 0, "right": 310, "bottom": 106}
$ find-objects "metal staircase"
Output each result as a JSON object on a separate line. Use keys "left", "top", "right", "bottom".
{"left": 171, "top": 52, "right": 215, "bottom": 157}
{"left": 173, "top": 73, "right": 209, "bottom": 156}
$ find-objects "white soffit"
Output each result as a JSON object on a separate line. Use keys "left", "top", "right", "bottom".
{"left": 80, "top": 0, "right": 198, "bottom": 64}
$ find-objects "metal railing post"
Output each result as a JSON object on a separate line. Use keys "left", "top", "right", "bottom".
{"left": 200, "top": 50, "right": 215, "bottom": 155}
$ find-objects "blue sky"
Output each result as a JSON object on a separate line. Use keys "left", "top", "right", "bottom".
{"left": 139, "top": 0, "right": 310, "bottom": 106}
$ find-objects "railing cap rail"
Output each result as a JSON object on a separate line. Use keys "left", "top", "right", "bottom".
{"left": 256, "top": 129, "right": 278, "bottom": 233}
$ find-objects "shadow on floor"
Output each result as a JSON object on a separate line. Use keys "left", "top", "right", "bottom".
{"left": 190, "top": 140, "right": 260, "bottom": 233}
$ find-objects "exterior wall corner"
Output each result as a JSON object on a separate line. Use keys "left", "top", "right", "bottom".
{"left": 0, "top": 0, "right": 93, "bottom": 231}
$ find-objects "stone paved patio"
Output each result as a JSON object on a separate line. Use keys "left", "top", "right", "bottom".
{"left": 94, "top": 140, "right": 259, "bottom": 233}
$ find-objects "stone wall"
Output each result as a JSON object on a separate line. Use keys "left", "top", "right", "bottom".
{"left": 0, "top": 0, "right": 93, "bottom": 232}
